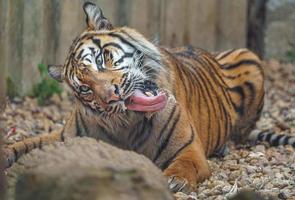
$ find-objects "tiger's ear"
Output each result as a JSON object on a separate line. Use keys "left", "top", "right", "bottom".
{"left": 83, "top": 2, "right": 113, "bottom": 31}
{"left": 47, "top": 65, "right": 64, "bottom": 82}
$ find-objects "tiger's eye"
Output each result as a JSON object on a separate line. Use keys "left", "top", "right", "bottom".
{"left": 79, "top": 85, "right": 90, "bottom": 93}
{"left": 96, "top": 55, "right": 103, "bottom": 65}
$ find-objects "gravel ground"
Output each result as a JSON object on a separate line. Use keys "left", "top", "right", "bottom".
{"left": 2, "top": 60, "right": 295, "bottom": 200}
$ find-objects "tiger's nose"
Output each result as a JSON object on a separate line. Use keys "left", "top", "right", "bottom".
{"left": 106, "top": 84, "right": 121, "bottom": 104}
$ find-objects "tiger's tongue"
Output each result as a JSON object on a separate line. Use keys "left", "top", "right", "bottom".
{"left": 126, "top": 89, "right": 167, "bottom": 112}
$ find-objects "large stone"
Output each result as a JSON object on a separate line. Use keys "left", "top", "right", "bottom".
{"left": 265, "top": 0, "right": 295, "bottom": 60}
{"left": 6, "top": 137, "right": 173, "bottom": 200}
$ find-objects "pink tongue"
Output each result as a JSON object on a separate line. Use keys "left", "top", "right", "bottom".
{"left": 126, "top": 89, "right": 167, "bottom": 112}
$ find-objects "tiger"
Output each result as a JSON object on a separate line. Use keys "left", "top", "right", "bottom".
{"left": 3, "top": 2, "right": 295, "bottom": 193}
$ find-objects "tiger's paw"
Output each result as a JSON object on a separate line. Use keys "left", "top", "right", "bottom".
{"left": 212, "top": 144, "right": 230, "bottom": 157}
{"left": 163, "top": 159, "right": 211, "bottom": 193}
{"left": 163, "top": 161, "right": 198, "bottom": 193}
{"left": 168, "top": 176, "right": 191, "bottom": 193}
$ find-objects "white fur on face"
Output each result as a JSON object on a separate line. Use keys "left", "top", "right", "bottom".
{"left": 74, "top": 35, "right": 137, "bottom": 72}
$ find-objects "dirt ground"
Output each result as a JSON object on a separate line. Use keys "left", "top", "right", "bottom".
{"left": 2, "top": 60, "right": 295, "bottom": 200}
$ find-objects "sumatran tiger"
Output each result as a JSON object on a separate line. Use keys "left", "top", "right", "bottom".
{"left": 4, "top": 2, "right": 295, "bottom": 193}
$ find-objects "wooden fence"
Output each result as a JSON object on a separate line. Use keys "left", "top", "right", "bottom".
{"left": 0, "top": 0, "right": 248, "bottom": 95}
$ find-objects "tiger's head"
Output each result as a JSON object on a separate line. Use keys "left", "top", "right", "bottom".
{"left": 48, "top": 2, "right": 167, "bottom": 117}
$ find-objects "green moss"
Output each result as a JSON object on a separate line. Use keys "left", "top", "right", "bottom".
{"left": 31, "top": 63, "right": 62, "bottom": 105}
{"left": 6, "top": 76, "right": 19, "bottom": 98}
{"left": 286, "top": 50, "right": 295, "bottom": 63}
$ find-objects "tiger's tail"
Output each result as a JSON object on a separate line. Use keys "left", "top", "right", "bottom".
{"left": 248, "top": 130, "right": 295, "bottom": 148}
{"left": 3, "top": 129, "right": 64, "bottom": 168}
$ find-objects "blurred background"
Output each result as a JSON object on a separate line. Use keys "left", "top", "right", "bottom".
{"left": 0, "top": 0, "right": 294, "bottom": 96}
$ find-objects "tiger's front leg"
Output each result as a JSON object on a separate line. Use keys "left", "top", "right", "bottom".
{"left": 152, "top": 100, "right": 211, "bottom": 193}
{"left": 164, "top": 139, "right": 211, "bottom": 193}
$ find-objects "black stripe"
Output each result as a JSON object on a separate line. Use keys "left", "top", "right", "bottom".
{"left": 154, "top": 105, "right": 177, "bottom": 144}
{"left": 89, "top": 47, "right": 96, "bottom": 55}
{"left": 153, "top": 110, "right": 181, "bottom": 162}
{"left": 283, "top": 136, "right": 291, "bottom": 145}
{"left": 223, "top": 73, "right": 241, "bottom": 80}
{"left": 271, "top": 134, "right": 285, "bottom": 146}
{"left": 191, "top": 59, "right": 219, "bottom": 153}
{"left": 115, "top": 52, "right": 134, "bottom": 64}
{"left": 160, "top": 125, "right": 195, "bottom": 170}
{"left": 111, "top": 66, "right": 129, "bottom": 71}
{"left": 196, "top": 57, "right": 220, "bottom": 153}
{"left": 221, "top": 60, "right": 260, "bottom": 70}
{"left": 176, "top": 60, "right": 195, "bottom": 108}
{"left": 77, "top": 49, "right": 84, "bottom": 59}
{"left": 123, "top": 81, "right": 134, "bottom": 96}
{"left": 256, "top": 101, "right": 264, "bottom": 116}
{"left": 81, "top": 53, "right": 90, "bottom": 60}
{"left": 220, "top": 103, "right": 230, "bottom": 138}
{"left": 85, "top": 58, "right": 91, "bottom": 63}
{"left": 244, "top": 81, "right": 256, "bottom": 107}
{"left": 108, "top": 33, "right": 136, "bottom": 49}
{"left": 174, "top": 62, "right": 190, "bottom": 102}
{"left": 199, "top": 52, "right": 236, "bottom": 111}
{"left": 97, "top": 123, "right": 121, "bottom": 146}
{"left": 227, "top": 85, "right": 245, "bottom": 116}
{"left": 123, "top": 78, "right": 132, "bottom": 93}
{"left": 201, "top": 56, "right": 228, "bottom": 87}
{"left": 179, "top": 59, "right": 212, "bottom": 153}
{"left": 258, "top": 131, "right": 266, "bottom": 141}
{"left": 120, "top": 73, "right": 128, "bottom": 88}
{"left": 179, "top": 59, "right": 211, "bottom": 111}
{"left": 265, "top": 132, "right": 273, "bottom": 142}
{"left": 129, "top": 118, "right": 146, "bottom": 141}
{"left": 215, "top": 49, "right": 235, "bottom": 60}
{"left": 133, "top": 118, "right": 154, "bottom": 150}
{"left": 74, "top": 41, "right": 84, "bottom": 52}
{"left": 119, "top": 30, "right": 160, "bottom": 64}
{"left": 91, "top": 38, "right": 101, "bottom": 48}
{"left": 102, "top": 42, "right": 125, "bottom": 52}
{"left": 214, "top": 98, "right": 225, "bottom": 151}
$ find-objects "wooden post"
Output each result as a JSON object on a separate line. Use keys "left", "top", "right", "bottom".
{"left": 247, "top": 0, "right": 267, "bottom": 58}
{"left": 216, "top": 0, "right": 248, "bottom": 51}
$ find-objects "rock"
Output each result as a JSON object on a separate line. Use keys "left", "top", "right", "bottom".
{"left": 253, "top": 145, "right": 266, "bottom": 153}
{"left": 5, "top": 137, "right": 173, "bottom": 200}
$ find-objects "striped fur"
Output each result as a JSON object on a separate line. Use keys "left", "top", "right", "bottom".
{"left": 249, "top": 130, "right": 295, "bottom": 148}
{"left": 4, "top": 2, "right": 292, "bottom": 193}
